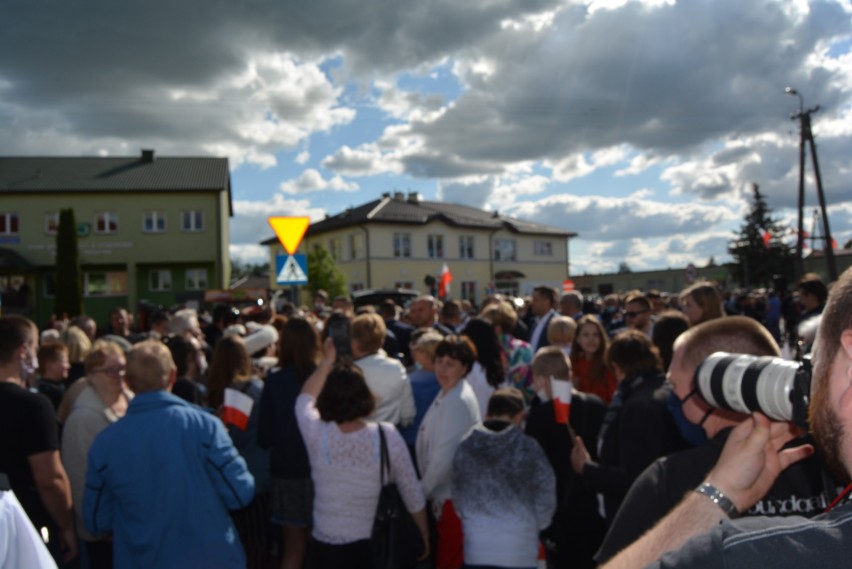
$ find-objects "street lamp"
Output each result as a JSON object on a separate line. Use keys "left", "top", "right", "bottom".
{"left": 786, "top": 86, "right": 806, "bottom": 278}
{"left": 785, "top": 86, "right": 838, "bottom": 282}
{"left": 785, "top": 86, "right": 803, "bottom": 115}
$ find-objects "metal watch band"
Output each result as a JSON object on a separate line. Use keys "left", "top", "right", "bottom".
{"left": 694, "top": 482, "right": 740, "bottom": 518}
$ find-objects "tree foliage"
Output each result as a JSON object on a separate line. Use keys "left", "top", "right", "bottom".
{"left": 54, "top": 208, "right": 83, "bottom": 317}
{"left": 727, "top": 184, "right": 795, "bottom": 288}
{"left": 306, "top": 244, "right": 347, "bottom": 299}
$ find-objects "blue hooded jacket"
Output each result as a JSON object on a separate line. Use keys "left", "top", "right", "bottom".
{"left": 83, "top": 391, "right": 255, "bottom": 569}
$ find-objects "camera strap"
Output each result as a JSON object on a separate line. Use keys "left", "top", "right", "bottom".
{"left": 825, "top": 482, "right": 852, "bottom": 513}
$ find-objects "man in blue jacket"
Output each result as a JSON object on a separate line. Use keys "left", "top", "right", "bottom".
{"left": 83, "top": 340, "right": 254, "bottom": 569}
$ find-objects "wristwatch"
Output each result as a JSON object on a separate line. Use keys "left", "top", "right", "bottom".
{"left": 694, "top": 482, "right": 740, "bottom": 518}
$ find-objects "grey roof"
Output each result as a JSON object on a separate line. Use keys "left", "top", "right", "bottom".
{"left": 0, "top": 153, "right": 230, "bottom": 193}
{"left": 261, "top": 194, "right": 576, "bottom": 244}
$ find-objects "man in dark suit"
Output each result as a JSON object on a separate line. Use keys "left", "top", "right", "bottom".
{"left": 379, "top": 299, "right": 414, "bottom": 364}
{"left": 528, "top": 286, "right": 559, "bottom": 352}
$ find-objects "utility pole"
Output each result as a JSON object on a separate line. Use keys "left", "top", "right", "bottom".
{"left": 785, "top": 87, "right": 838, "bottom": 282}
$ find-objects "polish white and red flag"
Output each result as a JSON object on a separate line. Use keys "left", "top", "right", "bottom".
{"left": 438, "top": 263, "right": 452, "bottom": 299}
{"left": 551, "top": 377, "right": 572, "bottom": 424}
{"left": 222, "top": 388, "right": 254, "bottom": 431}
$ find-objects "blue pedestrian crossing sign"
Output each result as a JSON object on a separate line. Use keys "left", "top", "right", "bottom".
{"left": 276, "top": 254, "right": 308, "bottom": 285}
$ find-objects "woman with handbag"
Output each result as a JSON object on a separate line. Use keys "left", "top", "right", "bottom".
{"left": 296, "top": 337, "right": 430, "bottom": 569}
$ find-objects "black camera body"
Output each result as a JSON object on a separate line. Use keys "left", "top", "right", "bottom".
{"left": 694, "top": 352, "right": 812, "bottom": 430}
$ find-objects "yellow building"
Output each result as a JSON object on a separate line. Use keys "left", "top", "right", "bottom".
{"left": 0, "top": 150, "right": 232, "bottom": 325}
{"left": 263, "top": 191, "right": 576, "bottom": 305}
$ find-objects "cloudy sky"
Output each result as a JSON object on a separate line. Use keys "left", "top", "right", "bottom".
{"left": 3, "top": 0, "right": 851, "bottom": 274}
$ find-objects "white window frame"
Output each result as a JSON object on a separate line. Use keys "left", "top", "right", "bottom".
{"left": 149, "top": 269, "right": 172, "bottom": 292}
{"left": 44, "top": 212, "right": 59, "bottom": 235}
{"left": 94, "top": 211, "right": 119, "bottom": 234}
{"left": 459, "top": 235, "right": 475, "bottom": 259}
{"left": 185, "top": 268, "right": 208, "bottom": 290}
{"left": 494, "top": 239, "right": 517, "bottom": 261}
{"left": 348, "top": 234, "right": 361, "bottom": 260}
{"left": 143, "top": 211, "right": 167, "bottom": 233}
{"left": 427, "top": 234, "right": 444, "bottom": 259}
{"left": 393, "top": 232, "right": 412, "bottom": 258}
{"left": 181, "top": 210, "right": 204, "bottom": 232}
{"left": 0, "top": 212, "right": 20, "bottom": 236}
{"left": 84, "top": 271, "right": 128, "bottom": 297}
{"left": 328, "top": 237, "right": 342, "bottom": 261}
{"left": 461, "top": 281, "right": 477, "bottom": 304}
{"left": 534, "top": 240, "right": 553, "bottom": 256}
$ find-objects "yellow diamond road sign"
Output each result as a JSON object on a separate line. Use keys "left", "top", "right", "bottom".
{"left": 268, "top": 216, "right": 310, "bottom": 255}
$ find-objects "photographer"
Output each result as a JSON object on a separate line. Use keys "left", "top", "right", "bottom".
{"left": 595, "top": 316, "right": 828, "bottom": 564}
{"left": 601, "top": 266, "right": 852, "bottom": 569}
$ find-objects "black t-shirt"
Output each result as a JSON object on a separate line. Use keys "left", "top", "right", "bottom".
{"left": 595, "top": 428, "right": 830, "bottom": 564}
{"left": 37, "top": 378, "right": 65, "bottom": 411}
{"left": 0, "top": 382, "right": 60, "bottom": 528}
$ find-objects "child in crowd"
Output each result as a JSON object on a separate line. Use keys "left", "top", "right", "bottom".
{"left": 546, "top": 315, "right": 577, "bottom": 358}
{"left": 524, "top": 347, "right": 607, "bottom": 569}
{"left": 452, "top": 388, "right": 555, "bottom": 569}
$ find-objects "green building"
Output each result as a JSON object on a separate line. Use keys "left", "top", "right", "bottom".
{"left": 0, "top": 150, "right": 232, "bottom": 327}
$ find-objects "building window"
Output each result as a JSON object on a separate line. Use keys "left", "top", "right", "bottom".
{"left": 461, "top": 281, "right": 477, "bottom": 304}
{"left": 348, "top": 234, "right": 362, "bottom": 260}
{"left": 394, "top": 233, "right": 411, "bottom": 258}
{"left": 94, "top": 212, "right": 119, "bottom": 234}
{"left": 149, "top": 269, "right": 172, "bottom": 291}
{"left": 494, "top": 239, "right": 516, "bottom": 261}
{"left": 534, "top": 240, "right": 553, "bottom": 256}
{"left": 143, "top": 211, "right": 167, "bottom": 233}
{"left": 45, "top": 212, "right": 59, "bottom": 235}
{"left": 328, "top": 237, "right": 342, "bottom": 261}
{"left": 427, "top": 234, "right": 444, "bottom": 258}
{"left": 495, "top": 280, "right": 519, "bottom": 297}
{"left": 459, "top": 236, "right": 475, "bottom": 259}
{"left": 0, "top": 212, "right": 20, "bottom": 235}
{"left": 185, "top": 268, "right": 208, "bottom": 290}
{"left": 394, "top": 281, "right": 415, "bottom": 290}
{"left": 350, "top": 283, "right": 365, "bottom": 292}
{"left": 84, "top": 272, "right": 128, "bottom": 297}
{"left": 181, "top": 210, "right": 204, "bottom": 232}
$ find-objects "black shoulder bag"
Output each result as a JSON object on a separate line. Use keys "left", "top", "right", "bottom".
{"left": 371, "top": 426, "right": 424, "bottom": 569}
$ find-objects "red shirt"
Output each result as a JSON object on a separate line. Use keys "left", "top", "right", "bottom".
{"left": 573, "top": 356, "right": 617, "bottom": 403}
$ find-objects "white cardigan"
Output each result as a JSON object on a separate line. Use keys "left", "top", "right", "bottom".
{"left": 415, "top": 378, "right": 481, "bottom": 515}
{"left": 355, "top": 353, "right": 416, "bottom": 426}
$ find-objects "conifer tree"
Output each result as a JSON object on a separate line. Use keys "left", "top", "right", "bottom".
{"left": 727, "top": 184, "right": 795, "bottom": 288}
{"left": 55, "top": 208, "right": 83, "bottom": 317}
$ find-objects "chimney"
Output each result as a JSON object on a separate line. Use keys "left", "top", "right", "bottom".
{"left": 393, "top": 191, "right": 405, "bottom": 201}
{"left": 141, "top": 149, "right": 155, "bottom": 163}
{"left": 407, "top": 191, "right": 420, "bottom": 203}
{"left": 381, "top": 192, "right": 391, "bottom": 199}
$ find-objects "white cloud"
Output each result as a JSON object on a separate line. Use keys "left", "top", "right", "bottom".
{"left": 3, "top": 0, "right": 852, "bottom": 276}
{"left": 279, "top": 168, "right": 359, "bottom": 194}
{"left": 231, "top": 195, "right": 327, "bottom": 250}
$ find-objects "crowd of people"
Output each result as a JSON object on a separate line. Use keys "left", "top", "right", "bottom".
{"left": 0, "top": 268, "right": 846, "bottom": 569}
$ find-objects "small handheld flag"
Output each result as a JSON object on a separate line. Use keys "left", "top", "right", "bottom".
{"left": 551, "top": 377, "right": 573, "bottom": 424}
{"left": 222, "top": 388, "right": 254, "bottom": 431}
